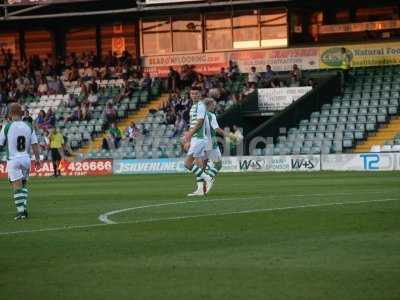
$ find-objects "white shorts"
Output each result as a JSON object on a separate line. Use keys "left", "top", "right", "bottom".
{"left": 205, "top": 147, "right": 222, "bottom": 162}
{"left": 7, "top": 156, "right": 31, "bottom": 182}
{"left": 187, "top": 138, "right": 208, "bottom": 158}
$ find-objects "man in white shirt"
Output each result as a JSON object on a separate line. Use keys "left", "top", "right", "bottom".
{"left": 248, "top": 66, "right": 260, "bottom": 84}
{"left": 0, "top": 103, "right": 41, "bottom": 220}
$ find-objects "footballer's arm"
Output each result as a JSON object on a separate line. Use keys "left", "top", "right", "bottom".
{"left": 216, "top": 128, "right": 225, "bottom": 137}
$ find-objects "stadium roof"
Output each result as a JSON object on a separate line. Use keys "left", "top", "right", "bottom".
{"left": 0, "top": 0, "right": 291, "bottom": 21}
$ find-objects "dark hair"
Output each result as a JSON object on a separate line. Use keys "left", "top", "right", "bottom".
{"left": 190, "top": 86, "right": 202, "bottom": 92}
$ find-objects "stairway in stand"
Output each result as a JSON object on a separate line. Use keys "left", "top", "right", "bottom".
{"left": 80, "top": 93, "right": 169, "bottom": 154}
{"left": 354, "top": 116, "right": 400, "bottom": 153}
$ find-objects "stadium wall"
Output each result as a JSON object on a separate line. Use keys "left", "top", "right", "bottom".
{"left": 1, "top": 153, "right": 399, "bottom": 178}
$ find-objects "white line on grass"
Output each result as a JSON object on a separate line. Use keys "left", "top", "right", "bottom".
{"left": 98, "top": 191, "right": 392, "bottom": 224}
{"left": 0, "top": 197, "right": 398, "bottom": 236}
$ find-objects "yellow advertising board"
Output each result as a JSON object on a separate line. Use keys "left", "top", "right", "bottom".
{"left": 319, "top": 42, "right": 400, "bottom": 69}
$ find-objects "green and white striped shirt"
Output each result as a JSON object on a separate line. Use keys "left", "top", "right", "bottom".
{"left": 189, "top": 101, "right": 207, "bottom": 139}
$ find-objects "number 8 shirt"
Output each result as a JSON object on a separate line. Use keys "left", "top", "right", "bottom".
{"left": 0, "top": 121, "right": 38, "bottom": 182}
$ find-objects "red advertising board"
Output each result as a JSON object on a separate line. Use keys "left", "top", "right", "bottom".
{"left": 143, "top": 47, "right": 320, "bottom": 77}
{"left": 0, "top": 159, "right": 112, "bottom": 178}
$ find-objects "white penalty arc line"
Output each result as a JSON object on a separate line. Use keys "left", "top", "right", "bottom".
{"left": 0, "top": 197, "right": 398, "bottom": 236}
{"left": 97, "top": 191, "right": 392, "bottom": 225}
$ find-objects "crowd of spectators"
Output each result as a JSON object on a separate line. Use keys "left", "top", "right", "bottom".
{"left": 0, "top": 49, "right": 159, "bottom": 131}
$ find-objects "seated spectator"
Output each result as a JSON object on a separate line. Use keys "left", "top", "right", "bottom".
{"left": 108, "top": 122, "right": 122, "bottom": 148}
{"left": 239, "top": 82, "right": 256, "bottom": 101}
{"left": 139, "top": 72, "right": 152, "bottom": 91}
{"left": 263, "top": 65, "right": 274, "bottom": 85}
{"left": 247, "top": 66, "right": 260, "bottom": 84}
{"left": 192, "top": 74, "right": 205, "bottom": 90}
{"left": 48, "top": 75, "right": 64, "bottom": 94}
{"left": 167, "top": 66, "right": 180, "bottom": 92}
{"left": 271, "top": 78, "right": 286, "bottom": 88}
{"left": 81, "top": 101, "right": 91, "bottom": 121}
{"left": 308, "top": 78, "right": 317, "bottom": 89}
{"left": 45, "top": 108, "right": 56, "bottom": 128}
{"left": 22, "top": 110, "right": 33, "bottom": 124}
{"left": 87, "top": 88, "right": 98, "bottom": 106}
{"left": 67, "top": 106, "right": 82, "bottom": 122}
{"left": 35, "top": 109, "right": 46, "bottom": 129}
{"left": 125, "top": 122, "right": 141, "bottom": 142}
{"left": 217, "top": 67, "right": 228, "bottom": 82}
{"left": 173, "top": 113, "right": 187, "bottom": 137}
{"left": 104, "top": 102, "right": 117, "bottom": 124}
{"left": 37, "top": 78, "right": 48, "bottom": 95}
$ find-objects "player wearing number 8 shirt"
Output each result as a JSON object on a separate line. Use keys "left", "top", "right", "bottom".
{"left": 0, "top": 103, "right": 41, "bottom": 220}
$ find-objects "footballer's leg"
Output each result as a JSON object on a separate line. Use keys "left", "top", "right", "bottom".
{"left": 8, "top": 162, "right": 27, "bottom": 220}
{"left": 185, "top": 140, "right": 212, "bottom": 196}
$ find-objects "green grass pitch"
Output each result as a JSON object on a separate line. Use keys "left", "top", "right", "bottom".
{"left": 0, "top": 172, "right": 400, "bottom": 300}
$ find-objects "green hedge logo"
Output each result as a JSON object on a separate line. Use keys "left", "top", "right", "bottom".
{"left": 321, "top": 47, "right": 353, "bottom": 67}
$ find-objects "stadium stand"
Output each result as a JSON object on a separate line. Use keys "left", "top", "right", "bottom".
{"left": 253, "top": 65, "right": 400, "bottom": 156}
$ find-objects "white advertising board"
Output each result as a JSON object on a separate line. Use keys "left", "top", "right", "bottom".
{"left": 258, "top": 87, "right": 312, "bottom": 112}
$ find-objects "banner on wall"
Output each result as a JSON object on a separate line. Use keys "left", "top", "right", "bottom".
{"left": 321, "top": 153, "right": 399, "bottom": 171}
{"left": 0, "top": 159, "right": 113, "bottom": 178}
{"left": 112, "top": 38, "right": 126, "bottom": 57}
{"left": 258, "top": 86, "right": 312, "bottom": 112}
{"left": 143, "top": 52, "right": 226, "bottom": 76}
{"left": 143, "top": 47, "right": 320, "bottom": 76}
{"left": 227, "top": 47, "right": 320, "bottom": 73}
{"left": 320, "top": 42, "right": 400, "bottom": 69}
{"left": 0, "top": 38, "right": 16, "bottom": 54}
{"left": 237, "top": 155, "right": 320, "bottom": 172}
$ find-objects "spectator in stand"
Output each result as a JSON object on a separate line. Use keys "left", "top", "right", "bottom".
{"left": 248, "top": 66, "right": 260, "bottom": 85}
{"left": 66, "top": 94, "right": 77, "bottom": 108}
{"left": 167, "top": 66, "right": 180, "bottom": 92}
{"left": 15, "top": 74, "right": 30, "bottom": 97}
{"left": 125, "top": 122, "right": 141, "bottom": 142}
{"left": 45, "top": 108, "right": 56, "bottom": 128}
{"left": 263, "top": 65, "right": 274, "bottom": 86}
{"left": 227, "top": 60, "right": 239, "bottom": 80}
{"left": 48, "top": 75, "right": 64, "bottom": 94}
{"left": 139, "top": 72, "right": 152, "bottom": 91}
{"left": 271, "top": 78, "right": 286, "bottom": 88}
{"left": 37, "top": 77, "right": 48, "bottom": 95}
{"left": 192, "top": 74, "right": 205, "bottom": 90}
{"left": 173, "top": 113, "right": 187, "bottom": 137}
{"left": 108, "top": 122, "right": 122, "bottom": 148}
{"left": 291, "top": 64, "right": 302, "bottom": 81}
{"left": 22, "top": 110, "right": 33, "bottom": 124}
{"left": 239, "top": 82, "right": 256, "bottom": 101}
{"left": 67, "top": 106, "right": 82, "bottom": 122}
{"left": 217, "top": 67, "right": 228, "bottom": 82}
{"left": 308, "top": 78, "right": 317, "bottom": 89}
{"left": 81, "top": 101, "right": 91, "bottom": 121}
{"left": 0, "top": 48, "right": 6, "bottom": 70}
{"left": 87, "top": 86, "right": 99, "bottom": 106}
{"left": 104, "top": 102, "right": 117, "bottom": 124}
{"left": 36, "top": 110, "right": 46, "bottom": 129}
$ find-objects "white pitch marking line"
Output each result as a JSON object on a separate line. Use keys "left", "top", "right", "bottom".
{"left": 0, "top": 197, "right": 398, "bottom": 237}
{"left": 98, "top": 191, "right": 389, "bottom": 225}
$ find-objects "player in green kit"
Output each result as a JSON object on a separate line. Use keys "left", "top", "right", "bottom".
{"left": 0, "top": 103, "right": 41, "bottom": 220}
{"left": 204, "top": 98, "right": 225, "bottom": 181}
{"left": 184, "top": 87, "right": 214, "bottom": 197}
